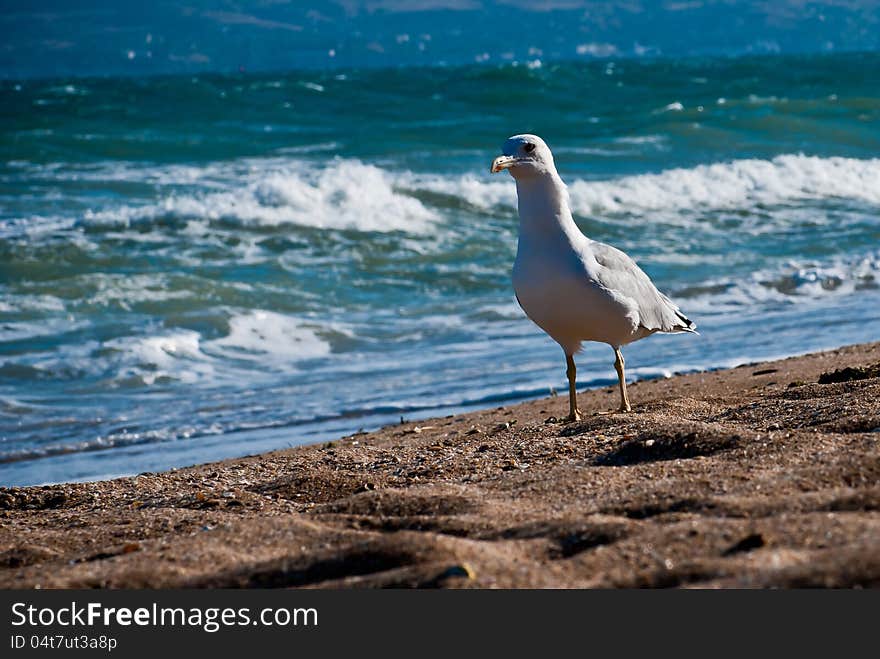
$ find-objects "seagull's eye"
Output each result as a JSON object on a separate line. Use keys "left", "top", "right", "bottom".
{"left": 524, "top": 143, "right": 536, "bottom": 153}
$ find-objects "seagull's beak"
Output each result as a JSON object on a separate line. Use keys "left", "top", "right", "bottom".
{"left": 490, "top": 155, "right": 518, "bottom": 173}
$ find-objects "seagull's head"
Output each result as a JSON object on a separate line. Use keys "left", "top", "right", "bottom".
{"left": 490, "top": 134, "right": 556, "bottom": 179}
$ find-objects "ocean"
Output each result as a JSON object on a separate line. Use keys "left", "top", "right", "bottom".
{"left": 2, "top": 52, "right": 879, "bottom": 486}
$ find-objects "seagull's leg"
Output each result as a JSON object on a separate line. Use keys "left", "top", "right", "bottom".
{"left": 565, "top": 353, "right": 582, "bottom": 422}
{"left": 614, "top": 347, "right": 631, "bottom": 413}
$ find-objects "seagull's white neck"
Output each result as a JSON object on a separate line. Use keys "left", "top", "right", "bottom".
{"left": 514, "top": 170, "right": 586, "bottom": 246}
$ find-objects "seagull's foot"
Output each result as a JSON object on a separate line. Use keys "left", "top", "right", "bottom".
{"left": 564, "top": 410, "right": 583, "bottom": 423}
{"left": 593, "top": 406, "right": 631, "bottom": 416}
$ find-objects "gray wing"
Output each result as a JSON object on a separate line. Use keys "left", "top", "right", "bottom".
{"left": 589, "top": 241, "right": 696, "bottom": 334}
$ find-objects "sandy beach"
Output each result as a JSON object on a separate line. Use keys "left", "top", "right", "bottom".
{"left": 1, "top": 341, "right": 879, "bottom": 589}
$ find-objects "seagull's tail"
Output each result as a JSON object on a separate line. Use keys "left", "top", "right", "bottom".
{"left": 657, "top": 292, "right": 699, "bottom": 335}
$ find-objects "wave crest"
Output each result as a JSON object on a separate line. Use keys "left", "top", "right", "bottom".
{"left": 83, "top": 159, "right": 437, "bottom": 233}
{"left": 404, "top": 154, "right": 880, "bottom": 221}
{"left": 567, "top": 154, "right": 880, "bottom": 216}
{"left": 675, "top": 251, "right": 880, "bottom": 312}
{"left": 20, "top": 154, "right": 880, "bottom": 239}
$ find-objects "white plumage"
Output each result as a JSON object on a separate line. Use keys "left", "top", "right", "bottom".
{"left": 491, "top": 134, "right": 696, "bottom": 421}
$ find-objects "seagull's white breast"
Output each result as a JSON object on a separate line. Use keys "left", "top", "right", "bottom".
{"left": 513, "top": 236, "right": 643, "bottom": 354}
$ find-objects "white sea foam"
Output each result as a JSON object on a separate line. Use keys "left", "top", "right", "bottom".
{"left": 208, "top": 310, "right": 331, "bottom": 362}
{"left": 14, "top": 154, "right": 880, "bottom": 238}
{"left": 275, "top": 142, "right": 341, "bottom": 155}
{"left": 0, "top": 215, "right": 78, "bottom": 239}
{"left": 85, "top": 273, "right": 194, "bottom": 309}
{"left": 566, "top": 154, "right": 880, "bottom": 217}
{"left": 0, "top": 317, "right": 88, "bottom": 343}
{"left": 654, "top": 101, "right": 684, "bottom": 113}
{"left": 82, "top": 159, "right": 437, "bottom": 233}
{"left": 408, "top": 154, "right": 880, "bottom": 219}
{"left": 576, "top": 42, "right": 618, "bottom": 57}
{"left": 405, "top": 172, "right": 515, "bottom": 210}
{"left": 613, "top": 134, "right": 667, "bottom": 146}
{"left": 0, "top": 294, "right": 66, "bottom": 313}
{"left": 677, "top": 250, "right": 880, "bottom": 312}
{"left": 106, "top": 330, "right": 214, "bottom": 385}
{"left": 96, "top": 311, "right": 333, "bottom": 386}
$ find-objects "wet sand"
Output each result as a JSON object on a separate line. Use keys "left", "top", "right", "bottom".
{"left": 1, "top": 341, "right": 879, "bottom": 588}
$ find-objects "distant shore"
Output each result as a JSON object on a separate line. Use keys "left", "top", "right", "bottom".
{"left": 1, "top": 341, "right": 879, "bottom": 588}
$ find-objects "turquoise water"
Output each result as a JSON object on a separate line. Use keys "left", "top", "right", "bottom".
{"left": 2, "top": 52, "right": 879, "bottom": 486}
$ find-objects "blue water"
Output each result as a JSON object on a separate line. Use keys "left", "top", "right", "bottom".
{"left": 2, "top": 52, "right": 880, "bottom": 486}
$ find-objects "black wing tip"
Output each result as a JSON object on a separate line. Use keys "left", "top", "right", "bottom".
{"left": 675, "top": 310, "right": 698, "bottom": 333}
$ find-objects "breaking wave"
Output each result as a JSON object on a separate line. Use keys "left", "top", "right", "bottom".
{"left": 565, "top": 154, "right": 880, "bottom": 216}
{"left": 7, "top": 154, "right": 879, "bottom": 240}
{"left": 674, "top": 250, "right": 880, "bottom": 312}
{"left": 410, "top": 153, "right": 880, "bottom": 217}
{"left": 80, "top": 159, "right": 438, "bottom": 234}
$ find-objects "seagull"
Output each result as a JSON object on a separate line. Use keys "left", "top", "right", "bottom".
{"left": 491, "top": 134, "right": 696, "bottom": 421}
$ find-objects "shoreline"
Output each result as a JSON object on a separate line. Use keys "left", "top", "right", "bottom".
{"left": 1, "top": 340, "right": 879, "bottom": 588}
{"left": 5, "top": 338, "right": 870, "bottom": 489}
